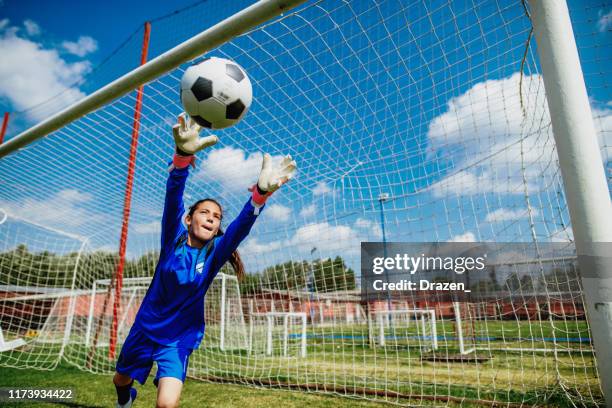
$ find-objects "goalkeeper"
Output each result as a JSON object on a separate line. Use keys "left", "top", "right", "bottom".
{"left": 112, "top": 113, "right": 296, "bottom": 408}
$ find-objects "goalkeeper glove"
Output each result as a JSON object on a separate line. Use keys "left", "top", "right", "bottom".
{"left": 171, "top": 112, "right": 218, "bottom": 169}
{"left": 249, "top": 153, "right": 297, "bottom": 206}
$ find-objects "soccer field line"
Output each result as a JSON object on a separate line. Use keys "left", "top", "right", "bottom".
{"left": 297, "top": 333, "right": 591, "bottom": 343}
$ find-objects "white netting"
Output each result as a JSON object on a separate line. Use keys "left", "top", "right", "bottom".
{"left": 0, "top": 0, "right": 610, "bottom": 406}
{"left": 0, "top": 216, "right": 86, "bottom": 369}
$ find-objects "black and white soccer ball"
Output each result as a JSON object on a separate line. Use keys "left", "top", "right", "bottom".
{"left": 180, "top": 57, "right": 252, "bottom": 129}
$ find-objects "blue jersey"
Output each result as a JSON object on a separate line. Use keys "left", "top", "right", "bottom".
{"left": 132, "top": 165, "right": 261, "bottom": 349}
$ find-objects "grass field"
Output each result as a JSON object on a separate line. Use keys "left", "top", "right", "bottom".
{"left": 0, "top": 320, "right": 602, "bottom": 407}
{"left": 0, "top": 362, "right": 394, "bottom": 408}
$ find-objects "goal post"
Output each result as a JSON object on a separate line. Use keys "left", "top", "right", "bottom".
{"left": 248, "top": 310, "right": 307, "bottom": 358}
{"left": 202, "top": 272, "right": 249, "bottom": 352}
{"left": 0, "top": 327, "right": 26, "bottom": 352}
{"left": 370, "top": 309, "right": 438, "bottom": 351}
{"left": 453, "top": 302, "right": 476, "bottom": 355}
{"left": 529, "top": 0, "right": 612, "bottom": 402}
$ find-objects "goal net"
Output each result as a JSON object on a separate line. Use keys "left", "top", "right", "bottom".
{"left": 0, "top": 213, "right": 87, "bottom": 369}
{"left": 0, "top": 0, "right": 609, "bottom": 406}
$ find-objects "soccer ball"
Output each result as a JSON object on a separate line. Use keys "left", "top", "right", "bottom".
{"left": 180, "top": 57, "right": 252, "bottom": 129}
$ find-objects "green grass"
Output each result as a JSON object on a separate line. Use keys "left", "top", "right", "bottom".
{"left": 0, "top": 362, "right": 392, "bottom": 408}
{"left": 0, "top": 320, "right": 601, "bottom": 407}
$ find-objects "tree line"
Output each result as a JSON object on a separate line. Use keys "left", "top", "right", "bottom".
{"left": 0, "top": 245, "right": 356, "bottom": 294}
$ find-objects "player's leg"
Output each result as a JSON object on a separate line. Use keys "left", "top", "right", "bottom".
{"left": 153, "top": 346, "right": 192, "bottom": 408}
{"left": 113, "top": 372, "right": 137, "bottom": 408}
{"left": 156, "top": 377, "right": 184, "bottom": 408}
{"left": 114, "top": 328, "right": 155, "bottom": 407}
{"left": 113, "top": 372, "right": 133, "bottom": 386}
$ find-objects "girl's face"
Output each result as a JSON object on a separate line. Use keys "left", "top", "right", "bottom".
{"left": 186, "top": 200, "right": 222, "bottom": 242}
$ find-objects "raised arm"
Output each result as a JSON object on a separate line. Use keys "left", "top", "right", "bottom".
{"left": 210, "top": 153, "right": 297, "bottom": 271}
{"left": 161, "top": 113, "right": 218, "bottom": 250}
{"left": 160, "top": 166, "right": 189, "bottom": 249}
{"left": 208, "top": 199, "right": 260, "bottom": 270}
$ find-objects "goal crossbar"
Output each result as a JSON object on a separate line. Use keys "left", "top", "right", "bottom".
{"left": 0, "top": 0, "right": 307, "bottom": 159}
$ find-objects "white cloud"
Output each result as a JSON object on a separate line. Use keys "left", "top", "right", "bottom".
{"left": 265, "top": 204, "right": 291, "bottom": 222}
{"left": 449, "top": 232, "right": 476, "bottom": 242}
{"left": 299, "top": 204, "right": 315, "bottom": 217}
{"left": 593, "top": 105, "right": 612, "bottom": 163}
{"left": 427, "top": 73, "right": 612, "bottom": 197}
{"left": 241, "top": 221, "right": 363, "bottom": 256}
{"left": 289, "top": 222, "right": 360, "bottom": 253}
{"left": 240, "top": 238, "right": 283, "bottom": 255}
{"left": 133, "top": 221, "right": 161, "bottom": 234}
{"left": 354, "top": 217, "right": 382, "bottom": 239}
{"left": 62, "top": 35, "right": 97, "bottom": 57}
{"left": 430, "top": 171, "right": 532, "bottom": 197}
{"left": 427, "top": 73, "right": 547, "bottom": 159}
{"left": 95, "top": 244, "right": 118, "bottom": 253}
{"left": 312, "top": 181, "right": 332, "bottom": 196}
{"left": 197, "top": 147, "right": 284, "bottom": 193}
{"left": 0, "top": 22, "right": 91, "bottom": 121}
{"left": 550, "top": 226, "right": 574, "bottom": 243}
{"left": 0, "top": 19, "right": 8, "bottom": 30}
{"left": 0, "top": 188, "right": 100, "bottom": 228}
{"left": 484, "top": 208, "right": 539, "bottom": 223}
{"left": 597, "top": 9, "right": 612, "bottom": 32}
{"left": 23, "top": 19, "right": 40, "bottom": 36}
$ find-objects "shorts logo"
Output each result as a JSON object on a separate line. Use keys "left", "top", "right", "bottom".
{"left": 196, "top": 262, "right": 204, "bottom": 273}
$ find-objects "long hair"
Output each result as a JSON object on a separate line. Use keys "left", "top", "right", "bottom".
{"left": 187, "top": 198, "right": 245, "bottom": 281}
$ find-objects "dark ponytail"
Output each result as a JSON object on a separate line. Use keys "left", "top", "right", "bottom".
{"left": 227, "top": 248, "right": 245, "bottom": 281}
{"left": 188, "top": 198, "right": 246, "bottom": 281}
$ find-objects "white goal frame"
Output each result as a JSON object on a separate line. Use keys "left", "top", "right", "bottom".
{"left": 0, "top": 327, "right": 26, "bottom": 352}
{"left": 248, "top": 311, "right": 307, "bottom": 358}
{"left": 370, "top": 309, "right": 438, "bottom": 351}
{"left": 0, "top": 0, "right": 307, "bottom": 159}
{"left": 84, "top": 277, "right": 151, "bottom": 347}
{"left": 215, "top": 272, "right": 248, "bottom": 352}
{"left": 453, "top": 302, "right": 476, "bottom": 355}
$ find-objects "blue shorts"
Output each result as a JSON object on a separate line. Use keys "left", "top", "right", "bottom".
{"left": 116, "top": 328, "right": 192, "bottom": 386}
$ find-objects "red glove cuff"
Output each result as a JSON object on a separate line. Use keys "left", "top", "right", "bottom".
{"left": 251, "top": 184, "right": 272, "bottom": 206}
{"left": 172, "top": 153, "right": 195, "bottom": 169}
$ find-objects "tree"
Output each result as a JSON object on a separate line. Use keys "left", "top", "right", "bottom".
{"left": 311, "top": 256, "right": 356, "bottom": 292}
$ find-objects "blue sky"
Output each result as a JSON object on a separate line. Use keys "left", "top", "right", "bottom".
{"left": 0, "top": 0, "right": 247, "bottom": 68}
{"left": 0, "top": 0, "right": 610, "bottom": 278}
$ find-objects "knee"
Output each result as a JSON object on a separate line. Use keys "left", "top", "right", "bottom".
{"left": 156, "top": 398, "right": 179, "bottom": 408}
{"left": 113, "top": 372, "right": 133, "bottom": 387}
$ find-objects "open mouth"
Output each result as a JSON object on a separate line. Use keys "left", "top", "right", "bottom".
{"left": 201, "top": 224, "right": 213, "bottom": 233}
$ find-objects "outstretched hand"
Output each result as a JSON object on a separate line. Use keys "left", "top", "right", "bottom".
{"left": 249, "top": 153, "right": 297, "bottom": 206}
{"left": 255, "top": 153, "right": 297, "bottom": 193}
{"left": 172, "top": 113, "right": 218, "bottom": 155}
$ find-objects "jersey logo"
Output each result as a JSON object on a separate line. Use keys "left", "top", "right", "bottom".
{"left": 196, "top": 262, "right": 204, "bottom": 274}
